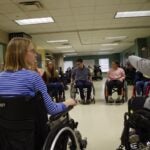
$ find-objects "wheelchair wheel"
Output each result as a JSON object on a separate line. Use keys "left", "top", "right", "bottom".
{"left": 123, "top": 81, "right": 128, "bottom": 102}
{"left": 43, "top": 126, "right": 80, "bottom": 150}
{"left": 70, "top": 84, "right": 76, "bottom": 99}
{"left": 104, "top": 84, "right": 108, "bottom": 103}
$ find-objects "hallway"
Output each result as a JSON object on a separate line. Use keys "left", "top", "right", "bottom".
{"left": 67, "top": 79, "right": 132, "bottom": 150}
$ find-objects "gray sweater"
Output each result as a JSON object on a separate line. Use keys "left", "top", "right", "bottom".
{"left": 128, "top": 55, "right": 150, "bottom": 77}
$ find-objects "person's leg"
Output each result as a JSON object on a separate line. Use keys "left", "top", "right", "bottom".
{"left": 55, "top": 82, "right": 64, "bottom": 101}
{"left": 106, "top": 80, "right": 114, "bottom": 96}
{"left": 84, "top": 81, "right": 92, "bottom": 101}
{"left": 75, "top": 80, "right": 84, "bottom": 100}
{"left": 135, "top": 81, "right": 144, "bottom": 96}
{"left": 106, "top": 80, "right": 115, "bottom": 102}
{"left": 143, "top": 81, "right": 150, "bottom": 95}
{"left": 115, "top": 80, "right": 123, "bottom": 95}
{"left": 115, "top": 80, "right": 124, "bottom": 102}
{"left": 47, "top": 83, "right": 55, "bottom": 96}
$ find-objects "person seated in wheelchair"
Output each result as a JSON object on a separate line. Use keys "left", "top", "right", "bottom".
{"left": 42, "top": 61, "right": 65, "bottom": 102}
{"left": 71, "top": 58, "right": 92, "bottom": 104}
{"left": 134, "top": 71, "right": 150, "bottom": 96}
{"left": 0, "top": 37, "right": 76, "bottom": 150}
{"left": 107, "top": 61, "right": 125, "bottom": 103}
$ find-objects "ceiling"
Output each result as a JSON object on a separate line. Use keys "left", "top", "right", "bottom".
{"left": 0, "top": 0, "right": 150, "bottom": 56}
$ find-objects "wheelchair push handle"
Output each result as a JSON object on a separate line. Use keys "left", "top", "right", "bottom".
{"left": 50, "top": 105, "right": 73, "bottom": 122}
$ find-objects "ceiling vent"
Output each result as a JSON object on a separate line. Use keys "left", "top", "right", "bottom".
{"left": 19, "top": 1, "right": 43, "bottom": 11}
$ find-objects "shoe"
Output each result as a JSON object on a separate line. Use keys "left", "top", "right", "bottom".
{"left": 108, "top": 97, "right": 114, "bottom": 103}
{"left": 116, "top": 97, "right": 122, "bottom": 104}
{"left": 85, "top": 99, "right": 91, "bottom": 104}
{"left": 80, "top": 99, "right": 85, "bottom": 104}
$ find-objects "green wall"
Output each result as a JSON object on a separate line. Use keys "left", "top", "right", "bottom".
{"left": 120, "top": 36, "right": 150, "bottom": 65}
{"left": 64, "top": 53, "right": 120, "bottom": 67}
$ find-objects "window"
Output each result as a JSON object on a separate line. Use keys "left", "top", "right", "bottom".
{"left": 64, "top": 61, "right": 73, "bottom": 72}
{"left": 99, "top": 58, "right": 109, "bottom": 72}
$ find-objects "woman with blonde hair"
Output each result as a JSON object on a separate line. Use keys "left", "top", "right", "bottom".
{"left": 0, "top": 37, "right": 76, "bottom": 150}
{"left": 43, "top": 61, "right": 64, "bottom": 101}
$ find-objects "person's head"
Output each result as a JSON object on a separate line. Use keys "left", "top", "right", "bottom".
{"left": 76, "top": 58, "right": 84, "bottom": 69}
{"left": 47, "top": 61, "right": 55, "bottom": 72}
{"left": 111, "top": 61, "right": 120, "bottom": 69}
{"left": 4, "top": 37, "right": 36, "bottom": 71}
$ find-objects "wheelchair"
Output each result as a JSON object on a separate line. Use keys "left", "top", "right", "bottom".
{"left": 0, "top": 93, "right": 87, "bottom": 150}
{"left": 104, "top": 80, "right": 128, "bottom": 103}
{"left": 43, "top": 107, "right": 87, "bottom": 150}
{"left": 117, "top": 96, "right": 150, "bottom": 150}
{"left": 70, "top": 82, "right": 95, "bottom": 104}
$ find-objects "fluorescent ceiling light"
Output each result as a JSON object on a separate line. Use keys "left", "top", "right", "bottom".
{"left": 15, "top": 17, "right": 54, "bottom": 25}
{"left": 115, "top": 10, "right": 150, "bottom": 18}
{"left": 105, "top": 36, "right": 127, "bottom": 40}
{"left": 47, "top": 40, "right": 68, "bottom": 43}
{"left": 101, "top": 43, "right": 119, "bottom": 46}
{"left": 56, "top": 46, "right": 72, "bottom": 49}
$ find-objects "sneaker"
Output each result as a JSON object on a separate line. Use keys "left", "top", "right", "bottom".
{"left": 86, "top": 99, "right": 91, "bottom": 104}
{"left": 116, "top": 97, "right": 122, "bottom": 103}
{"left": 80, "top": 99, "right": 85, "bottom": 104}
{"left": 108, "top": 97, "right": 114, "bottom": 103}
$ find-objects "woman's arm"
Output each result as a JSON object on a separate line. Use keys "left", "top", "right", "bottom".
{"left": 128, "top": 55, "right": 150, "bottom": 76}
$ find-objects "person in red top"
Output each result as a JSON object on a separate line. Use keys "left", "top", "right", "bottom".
{"left": 107, "top": 61, "right": 125, "bottom": 103}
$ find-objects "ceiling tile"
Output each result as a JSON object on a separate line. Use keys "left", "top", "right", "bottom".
{"left": 25, "top": 10, "right": 50, "bottom": 18}
{"left": 0, "top": 3, "right": 21, "bottom": 14}
{"left": 43, "top": 0, "right": 70, "bottom": 9}
{"left": 70, "top": 0, "right": 95, "bottom": 7}
{"left": 71, "top": 7, "right": 95, "bottom": 15}
{"left": 49, "top": 9, "right": 72, "bottom": 17}
{"left": 120, "top": 0, "right": 148, "bottom": 4}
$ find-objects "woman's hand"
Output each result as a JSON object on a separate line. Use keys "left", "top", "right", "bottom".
{"left": 63, "top": 98, "right": 77, "bottom": 107}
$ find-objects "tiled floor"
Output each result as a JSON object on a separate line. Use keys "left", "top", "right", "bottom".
{"left": 66, "top": 79, "right": 132, "bottom": 150}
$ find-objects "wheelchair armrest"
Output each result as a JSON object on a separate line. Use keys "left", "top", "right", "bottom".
{"left": 50, "top": 106, "right": 73, "bottom": 122}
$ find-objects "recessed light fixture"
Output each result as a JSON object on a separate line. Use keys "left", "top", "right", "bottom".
{"left": 15, "top": 17, "right": 54, "bottom": 25}
{"left": 105, "top": 36, "right": 127, "bottom": 40}
{"left": 56, "top": 46, "right": 72, "bottom": 49}
{"left": 47, "top": 40, "right": 69, "bottom": 43}
{"left": 101, "top": 43, "right": 119, "bottom": 46}
{"left": 115, "top": 10, "right": 150, "bottom": 18}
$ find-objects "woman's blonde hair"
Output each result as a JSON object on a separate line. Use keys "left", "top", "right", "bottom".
{"left": 4, "top": 37, "right": 32, "bottom": 71}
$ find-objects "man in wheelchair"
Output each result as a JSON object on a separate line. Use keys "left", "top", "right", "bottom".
{"left": 71, "top": 58, "right": 92, "bottom": 104}
{"left": 106, "top": 61, "right": 125, "bottom": 103}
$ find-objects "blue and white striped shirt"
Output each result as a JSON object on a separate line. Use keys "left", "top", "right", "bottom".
{"left": 0, "top": 69, "right": 66, "bottom": 115}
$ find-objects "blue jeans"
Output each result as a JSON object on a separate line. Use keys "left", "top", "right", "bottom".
{"left": 143, "top": 81, "right": 150, "bottom": 95}
{"left": 47, "top": 82, "right": 64, "bottom": 97}
{"left": 135, "top": 81, "right": 144, "bottom": 95}
{"left": 75, "top": 80, "right": 92, "bottom": 100}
